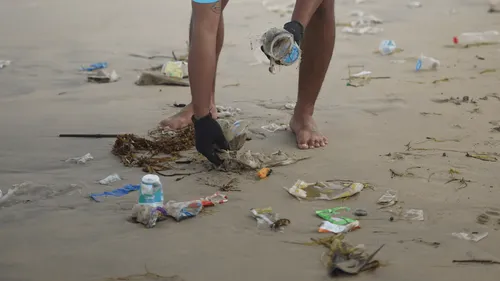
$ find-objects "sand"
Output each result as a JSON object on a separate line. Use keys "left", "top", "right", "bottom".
{"left": 1, "top": 0, "right": 500, "bottom": 280}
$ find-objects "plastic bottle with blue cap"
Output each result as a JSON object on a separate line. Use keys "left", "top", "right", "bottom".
{"left": 415, "top": 54, "right": 440, "bottom": 71}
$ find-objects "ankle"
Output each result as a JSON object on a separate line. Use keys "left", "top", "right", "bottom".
{"left": 293, "top": 103, "right": 314, "bottom": 117}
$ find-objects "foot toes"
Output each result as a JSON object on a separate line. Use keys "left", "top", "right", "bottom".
{"left": 298, "top": 143, "right": 309, "bottom": 150}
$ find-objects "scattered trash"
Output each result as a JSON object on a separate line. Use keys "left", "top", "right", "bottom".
{"left": 480, "top": 68, "right": 496, "bottom": 74}
{"left": 477, "top": 213, "right": 490, "bottom": 224}
{"left": 90, "top": 184, "right": 140, "bottom": 202}
{"left": 165, "top": 200, "right": 203, "bottom": 221}
{"left": 378, "top": 40, "right": 397, "bottom": 55}
{"left": 341, "top": 26, "right": 383, "bottom": 35}
{"left": 217, "top": 119, "right": 248, "bottom": 151}
{"left": 222, "top": 82, "right": 240, "bottom": 88}
{"left": 138, "top": 174, "right": 164, "bottom": 207}
{"left": 261, "top": 123, "right": 288, "bottom": 132}
{"left": 0, "top": 60, "right": 11, "bottom": 69}
{"left": 98, "top": 173, "right": 122, "bottom": 185}
{"left": 466, "top": 152, "right": 497, "bottom": 162}
{"left": 452, "top": 231, "right": 488, "bottom": 242}
{"left": 87, "top": 70, "right": 120, "bottom": 83}
{"left": 316, "top": 207, "right": 360, "bottom": 233}
{"left": 200, "top": 192, "right": 228, "bottom": 207}
{"left": 377, "top": 190, "right": 398, "bottom": 208}
{"left": 284, "top": 179, "right": 364, "bottom": 201}
{"left": 131, "top": 204, "right": 168, "bottom": 228}
{"left": 407, "top": 1, "right": 422, "bottom": 8}
{"left": 81, "top": 62, "right": 107, "bottom": 72}
{"left": 216, "top": 105, "right": 242, "bottom": 118}
{"left": 284, "top": 102, "right": 296, "bottom": 109}
{"left": 318, "top": 220, "right": 360, "bottom": 233}
{"left": 453, "top": 259, "right": 500, "bottom": 265}
{"left": 65, "top": 153, "right": 93, "bottom": 164}
{"left": 219, "top": 150, "right": 309, "bottom": 171}
{"left": 290, "top": 235, "right": 384, "bottom": 277}
{"left": 262, "top": 0, "right": 295, "bottom": 16}
{"left": 350, "top": 16, "right": 383, "bottom": 27}
{"left": 135, "top": 71, "right": 189, "bottom": 86}
{"left": 403, "top": 209, "right": 424, "bottom": 221}
{"left": 453, "top": 31, "right": 500, "bottom": 47}
{"left": 416, "top": 54, "right": 440, "bottom": 71}
{"left": 353, "top": 208, "right": 368, "bottom": 217}
{"left": 257, "top": 167, "right": 272, "bottom": 179}
{"left": 161, "top": 61, "right": 188, "bottom": 79}
{"left": 260, "top": 26, "right": 301, "bottom": 73}
{"left": 250, "top": 207, "right": 290, "bottom": 231}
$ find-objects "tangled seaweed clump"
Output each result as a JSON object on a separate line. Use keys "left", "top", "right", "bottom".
{"left": 111, "top": 126, "right": 195, "bottom": 173}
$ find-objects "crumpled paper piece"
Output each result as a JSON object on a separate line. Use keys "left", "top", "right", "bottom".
{"left": 284, "top": 180, "right": 364, "bottom": 200}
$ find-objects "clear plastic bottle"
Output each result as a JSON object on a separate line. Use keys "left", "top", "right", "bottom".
{"left": 138, "top": 174, "right": 164, "bottom": 207}
{"left": 453, "top": 31, "right": 500, "bottom": 45}
{"left": 415, "top": 54, "right": 440, "bottom": 71}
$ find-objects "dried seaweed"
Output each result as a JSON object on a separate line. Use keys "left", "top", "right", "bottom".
{"left": 285, "top": 235, "right": 384, "bottom": 276}
{"left": 111, "top": 126, "right": 195, "bottom": 174}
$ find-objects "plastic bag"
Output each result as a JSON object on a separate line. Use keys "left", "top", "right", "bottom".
{"left": 250, "top": 207, "right": 290, "bottom": 231}
{"left": 131, "top": 204, "right": 168, "bottom": 228}
{"left": 285, "top": 180, "right": 364, "bottom": 200}
{"left": 403, "top": 209, "right": 424, "bottom": 221}
{"left": 377, "top": 190, "right": 398, "bottom": 208}
{"left": 200, "top": 192, "right": 228, "bottom": 207}
{"left": 316, "top": 207, "right": 358, "bottom": 226}
{"left": 318, "top": 220, "right": 360, "bottom": 233}
{"left": 218, "top": 119, "right": 248, "bottom": 151}
{"left": 165, "top": 200, "right": 203, "bottom": 221}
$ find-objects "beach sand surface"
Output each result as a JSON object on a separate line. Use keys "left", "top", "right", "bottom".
{"left": 1, "top": 0, "right": 500, "bottom": 280}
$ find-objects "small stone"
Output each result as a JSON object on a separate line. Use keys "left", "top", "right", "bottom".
{"left": 353, "top": 208, "right": 368, "bottom": 216}
{"left": 462, "top": 96, "right": 469, "bottom": 102}
{"left": 389, "top": 216, "right": 394, "bottom": 222}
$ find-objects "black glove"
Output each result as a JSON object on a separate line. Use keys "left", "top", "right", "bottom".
{"left": 192, "top": 113, "right": 229, "bottom": 166}
{"left": 261, "top": 20, "right": 304, "bottom": 65}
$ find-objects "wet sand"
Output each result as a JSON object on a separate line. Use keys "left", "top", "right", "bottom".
{"left": 1, "top": 0, "right": 500, "bottom": 280}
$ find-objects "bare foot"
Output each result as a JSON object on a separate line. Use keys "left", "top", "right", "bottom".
{"left": 289, "top": 114, "right": 328, "bottom": 149}
{"left": 160, "top": 103, "right": 218, "bottom": 130}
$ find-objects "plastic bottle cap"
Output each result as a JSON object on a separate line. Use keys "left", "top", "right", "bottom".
{"left": 415, "top": 59, "right": 422, "bottom": 71}
{"left": 453, "top": 36, "right": 458, "bottom": 44}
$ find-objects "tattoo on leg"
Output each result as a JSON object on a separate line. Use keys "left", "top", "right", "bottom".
{"left": 211, "top": 1, "right": 221, "bottom": 14}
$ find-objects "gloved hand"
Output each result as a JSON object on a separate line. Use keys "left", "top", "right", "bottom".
{"left": 261, "top": 20, "right": 304, "bottom": 65}
{"left": 192, "top": 113, "right": 229, "bottom": 166}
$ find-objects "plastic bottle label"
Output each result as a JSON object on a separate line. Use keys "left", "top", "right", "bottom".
{"left": 280, "top": 43, "right": 300, "bottom": 66}
{"left": 138, "top": 182, "right": 164, "bottom": 207}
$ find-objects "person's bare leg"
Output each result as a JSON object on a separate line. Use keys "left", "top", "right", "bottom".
{"left": 290, "top": 0, "right": 334, "bottom": 149}
{"left": 160, "top": 0, "right": 228, "bottom": 129}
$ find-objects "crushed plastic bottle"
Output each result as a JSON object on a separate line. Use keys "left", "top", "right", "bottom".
{"left": 378, "top": 40, "right": 397, "bottom": 55}
{"left": 453, "top": 30, "right": 500, "bottom": 46}
{"left": 416, "top": 54, "right": 440, "bottom": 71}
